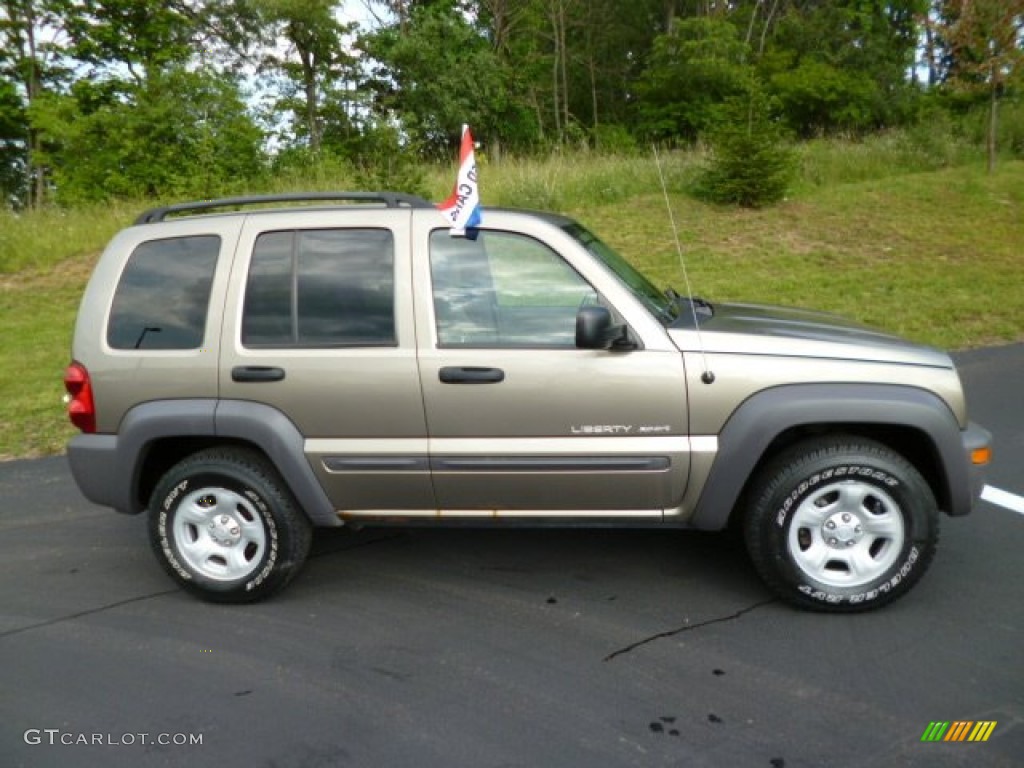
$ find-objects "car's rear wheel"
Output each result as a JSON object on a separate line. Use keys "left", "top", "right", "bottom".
{"left": 148, "top": 447, "right": 312, "bottom": 603}
{"left": 744, "top": 436, "right": 938, "bottom": 612}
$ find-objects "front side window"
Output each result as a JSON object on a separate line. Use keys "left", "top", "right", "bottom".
{"left": 430, "top": 230, "right": 597, "bottom": 348}
{"left": 107, "top": 235, "right": 220, "bottom": 350}
{"left": 242, "top": 229, "right": 395, "bottom": 347}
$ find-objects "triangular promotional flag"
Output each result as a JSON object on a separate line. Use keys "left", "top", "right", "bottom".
{"left": 437, "top": 124, "right": 482, "bottom": 235}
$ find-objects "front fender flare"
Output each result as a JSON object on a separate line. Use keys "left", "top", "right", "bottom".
{"left": 687, "top": 383, "right": 972, "bottom": 531}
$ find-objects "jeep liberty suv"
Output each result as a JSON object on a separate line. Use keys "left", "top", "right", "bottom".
{"left": 64, "top": 192, "right": 992, "bottom": 610}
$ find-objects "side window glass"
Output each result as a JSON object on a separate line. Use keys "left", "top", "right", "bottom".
{"left": 242, "top": 229, "right": 395, "bottom": 347}
{"left": 107, "top": 235, "right": 220, "bottom": 350}
{"left": 241, "top": 231, "right": 292, "bottom": 345}
{"left": 429, "top": 230, "right": 597, "bottom": 348}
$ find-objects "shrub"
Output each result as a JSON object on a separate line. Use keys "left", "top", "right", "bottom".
{"left": 696, "top": 96, "right": 795, "bottom": 207}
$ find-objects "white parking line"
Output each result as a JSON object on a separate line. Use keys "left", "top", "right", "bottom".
{"left": 981, "top": 485, "right": 1024, "bottom": 516}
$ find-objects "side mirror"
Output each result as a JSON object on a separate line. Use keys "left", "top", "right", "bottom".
{"left": 576, "top": 306, "right": 630, "bottom": 350}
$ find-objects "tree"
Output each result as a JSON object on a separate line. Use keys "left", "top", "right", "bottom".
{"left": 939, "top": 0, "right": 1024, "bottom": 172}
{"left": 0, "top": 76, "right": 26, "bottom": 205}
{"left": 758, "top": 1, "right": 926, "bottom": 136}
{"left": 635, "top": 16, "right": 754, "bottom": 142}
{"left": 255, "top": 0, "right": 356, "bottom": 153}
{"left": 696, "top": 89, "right": 795, "bottom": 207}
{"left": 65, "top": 0, "right": 196, "bottom": 83}
{"left": 769, "top": 58, "right": 878, "bottom": 137}
{"left": 0, "top": 0, "right": 76, "bottom": 207}
{"left": 361, "top": 1, "right": 535, "bottom": 156}
{"left": 34, "top": 66, "right": 265, "bottom": 202}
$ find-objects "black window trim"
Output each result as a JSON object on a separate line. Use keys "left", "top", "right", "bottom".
{"left": 428, "top": 226, "right": 608, "bottom": 351}
{"left": 107, "top": 233, "right": 222, "bottom": 352}
{"left": 241, "top": 226, "right": 399, "bottom": 350}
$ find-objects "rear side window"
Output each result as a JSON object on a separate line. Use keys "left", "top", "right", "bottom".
{"left": 242, "top": 229, "right": 395, "bottom": 347}
{"left": 107, "top": 235, "right": 220, "bottom": 350}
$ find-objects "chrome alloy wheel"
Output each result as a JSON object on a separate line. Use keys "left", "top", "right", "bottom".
{"left": 787, "top": 480, "right": 905, "bottom": 588}
{"left": 171, "top": 487, "right": 267, "bottom": 581}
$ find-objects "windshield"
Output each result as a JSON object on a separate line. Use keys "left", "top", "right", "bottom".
{"left": 562, "top": 222, "right": 678, "bottom": 325}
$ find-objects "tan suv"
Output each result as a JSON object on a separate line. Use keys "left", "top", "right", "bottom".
{"left": 64, "top": 192, "right": 991, "bottom": 610}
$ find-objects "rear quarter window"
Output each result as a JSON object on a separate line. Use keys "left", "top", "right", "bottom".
{"left": 107, "top": 235, "right": 221, "bottom": 350}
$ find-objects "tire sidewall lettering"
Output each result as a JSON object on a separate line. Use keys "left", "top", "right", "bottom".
{"left": 794, "top": 546, "right": 921, "bottom": 605}
{"left": 774, "top": 463, "right": 904, "bottom": 530}
{"left": 158, "top": 471, "right": 276, "bottom": 591}
{"left": 244, "top": 491, "right": 279, "bottom": 593}
{"left": 158, "top": 479, "right": 193, "bottom": 582}
{"left": 772, "top": 461, "right": 919, "bottom": 607}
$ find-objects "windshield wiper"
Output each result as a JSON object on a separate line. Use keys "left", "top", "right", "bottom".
{"left": 665, "top": 288, "right": 713, "bottom": 316}
{"left": 690, "top": 296, "right": 714, "bottom": 313}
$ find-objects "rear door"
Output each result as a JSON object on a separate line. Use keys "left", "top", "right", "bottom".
{"left": 413, "top": 212, "right": 690, "bottom": 518}
{"left": 219, "top": 209, "right": 433, "bottom": 511}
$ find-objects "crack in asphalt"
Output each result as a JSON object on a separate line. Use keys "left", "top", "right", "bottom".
{"left": 603, "top": 598, "right": 778, "bottom": 662}
{"left": 0, "top": 534, "right": 406, "bottom": 641}
{"left": 0, "top": 589, "right": 181, "bottom": 641}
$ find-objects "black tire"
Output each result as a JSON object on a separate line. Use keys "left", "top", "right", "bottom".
{"left": 743, "top": 436, "right": 938, "bottom": 612}
{"left": 148, "top": 447, "right": 313, "bottom": 603}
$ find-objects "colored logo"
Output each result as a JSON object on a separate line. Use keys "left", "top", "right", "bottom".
{"left": 921, "top": 721, "right": 997, "bottom": 742}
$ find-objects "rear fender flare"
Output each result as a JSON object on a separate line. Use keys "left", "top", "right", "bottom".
{"left": 75, "top": 399, "right": 339, "bottom": 527}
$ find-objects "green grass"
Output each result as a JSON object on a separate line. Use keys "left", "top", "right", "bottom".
{"left": 1, "top": 260, "right": 92, "bottom": 459}
{"left": 573, "top": 160, "right": 1024, "bottom": 350}
{"left": 0, "top": 202, "right": 136, "bottom": 273}
{"left": 1, "top": 147, "right": 1022, "bottom": 459}
{"left": 792, "top": 129, "right": 985, "bottom": 191}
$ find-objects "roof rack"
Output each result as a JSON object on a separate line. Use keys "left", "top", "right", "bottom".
{"left": 134, "top": 192, "right": 434, "bottom": 225}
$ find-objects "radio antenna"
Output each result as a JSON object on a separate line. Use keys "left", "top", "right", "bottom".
{"left": 652, "top": 144, "right": 715, "bottom": 384}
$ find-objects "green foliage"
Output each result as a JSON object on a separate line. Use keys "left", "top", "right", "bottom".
{"left": 794, "top": 129, "right": 982, "bottom": 191}
{"left": 346, "top": 123, "right": 429, "bottom": 198}
{"left": 0, "top": 201, "right": 130, "bottom": 273}
{"left": 0, "top": 77, "right": 26, "bottom": 206}
{"left": 1002, "top": 99, "right": 1024, "bottom": 158}
{"left": 635, "top": 17, "right": 754, "bottom": 142}
{"left": 591, "top": 124, "right": 639, "bottom": 155}
{"left": 360, "top": 2, "right": 536, "bottom": 157}
{"left": 271, "top": 123, "right": 429, "bottom": 199}
{"left": 759, "top": 1, "right": 924, "bottom": 136}
{"left": 255, "top": 0, "right": 357, "bottom": 152}
{"left": 66, "top": 0, "right": 197, "bottom": 76}
{"left": 696, "top": 95, "right": 796, "bottom": 208}
{"left": 769, "top": 59, "right": 880, "bottom": 138}
{"left": 34, "top": 67, "right": 265, "bottom": 203}
{"left": 267, "top": 145, "right": 356, "bottom": 191}
{"left": 0, "top": 0, "right": 1018, "bottom": 206}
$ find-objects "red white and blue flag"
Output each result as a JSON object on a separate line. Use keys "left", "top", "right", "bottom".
{"left": 438, "top": 124, "right": 481, "bottom": 234}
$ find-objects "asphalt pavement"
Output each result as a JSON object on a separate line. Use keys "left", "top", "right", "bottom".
{"left": 1, "top": 345, "right": 1022, "bottom": 768}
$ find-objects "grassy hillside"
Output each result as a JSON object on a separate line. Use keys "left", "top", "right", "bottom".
{"left": 1, "top": 150, "right": 1022, "bottom": 459}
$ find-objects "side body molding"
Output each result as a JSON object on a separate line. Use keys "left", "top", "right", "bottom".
{"left": 688, "top": 383, "right": 976, "bottom": 531}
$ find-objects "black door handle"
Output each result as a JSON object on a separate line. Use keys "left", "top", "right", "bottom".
{"left": 231, "top": 366, "right": 286, "bottom": 383}
{"left": 439, "top": 366, "right": 505, "bottom": 384}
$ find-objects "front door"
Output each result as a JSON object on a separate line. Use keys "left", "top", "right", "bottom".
{"left": 414, "top": 220, "right": 690, "bottom": 517}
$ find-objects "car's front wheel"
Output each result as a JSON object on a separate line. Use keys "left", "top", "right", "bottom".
{"left": 744, "top": 436, "right": 938, "bottom": 612}
{"left": 148, "top": 447, "right": 312, "bottom": 603}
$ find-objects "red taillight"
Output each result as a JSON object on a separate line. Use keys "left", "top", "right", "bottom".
{"left": 63, "top": 362, "right": 96, "bottom": 433}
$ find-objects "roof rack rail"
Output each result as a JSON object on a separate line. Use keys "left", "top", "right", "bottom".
{"left": 134, "top": 191, "right": 434, "bottom": 225}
